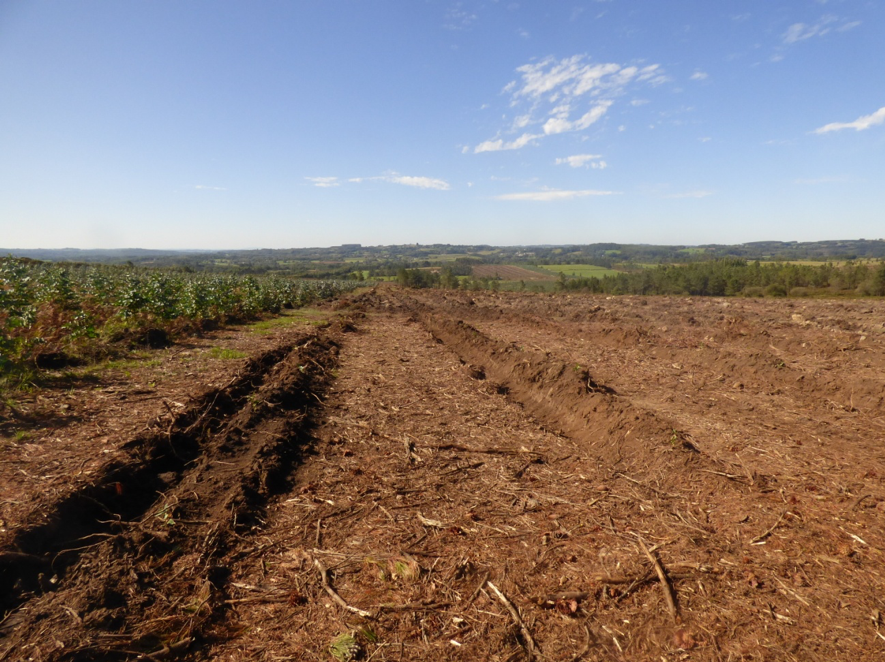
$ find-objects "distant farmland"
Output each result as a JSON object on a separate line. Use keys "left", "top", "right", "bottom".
{"left": 538, "top": 263, "right": 623, "bottom": 278}
{"left": 471, "top": 264, "right": 556, "bottom": 281}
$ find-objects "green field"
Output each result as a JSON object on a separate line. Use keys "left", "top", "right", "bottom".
{"left": 538, "top": 264, "right": 622, "bottom": 279}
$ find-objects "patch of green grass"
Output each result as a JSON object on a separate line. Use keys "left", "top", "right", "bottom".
{"left": 538, "top": 264, "right": 623, "bottom": 278}
{"left": 80, "top": 353, "right": 161, "bottom": 377}
{"left": 422, "top": 253, "right": 472, "bottom": 261}
{"left": 249, "top": 308, "right": 330, "bottom": 334}
{"left": 208, "top": 347, "right": 248, "bottom": 360}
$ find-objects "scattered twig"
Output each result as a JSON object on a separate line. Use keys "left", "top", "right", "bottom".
{"left": 601, "top": 625, "right": 623, "bottom": 654}
{"left": 466, "top": 571, "right": 490, "bottom": 605}
{"left": 537, "top": 591, "right": 591, "bottom": 606}
{"left": 438, "top": 461, "right": 485, "bottom": 477}
{"left": 749, "top": 510, "right": 788, "bottom": 545}
{"left": 374, "top": 601, "right": 452, "bottom": 612}
{"left": 314, "top": 558, "right": 373, "bottom": 619}
{"left": 699, "top": 468, "right": 750, "bottom": 483}
{"left": 418, "top": 513, "right": 446, "bottom": 528}
{"left": 133, "top": 637, "right": 193, "bottom": 660}
{"left": 570, "top": 625, "right": 593, "bottom": 662}
{"left": 429, "top": 443, "right": 542, "bottom": 457}
{"left": 637, "top": 537, "right": 678, "bottom": 622}
{"left": 223, "top": 596, "right": 290, "bottom": 605}
{"left": 487, "top": 580, "right": 541, "bottom": 661}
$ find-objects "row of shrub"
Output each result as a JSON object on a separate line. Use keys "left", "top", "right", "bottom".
{"left": 395, "top": 259, "right": 885, "bottom": 297}
{"left": 555, "top": 259, "right": 885, "bottom": 297}
{"left": 0, "top": 258, "right": 361, "bottom": 381}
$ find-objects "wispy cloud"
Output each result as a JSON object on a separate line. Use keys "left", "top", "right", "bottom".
{"left": 444, "top": 2, "right": 477, "bottom": 30}
{"left": 475, "top": 133, "right": 542, "bottom": 153}
{"left": 195, "top": 185, "right": 226, "bottom": 191}
{"left": 310, "top": 173, "right": 450, "bottom": 190}
{"left": 383, "top": 174, "right": 451, "bottom": 190}
{"left": 690, "top": 71, "right": 708, "bottom": 81}
{"left": 783, "top": 15, "right": 858, "bottom": 44}
{"left": 305, "top": 176, "right": 339, "bottom": 188}
{"left": 783, "top": 15, "right": 837, "bottom": 43}
{"left": 543, "top": 102, "right": 612, "bottom": 135}
{"left": 813, "top": 106, "right": 885, "bottom": 134}
{"left": 555, "top": 154, "right": 607, "bottom": 169}
{"left": 473, "top": 54, "right": 667, "bottom": 153}
{"left": 495, "top": 188, "right": 618, "bottom": 201}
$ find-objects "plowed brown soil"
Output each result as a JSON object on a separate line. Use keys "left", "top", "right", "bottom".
{"left": 2, "top": 288, "right": 884, "bottom": 661}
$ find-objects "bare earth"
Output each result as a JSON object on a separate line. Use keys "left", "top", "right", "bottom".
{"left": 1, "top": 288, "right": 884, "bottom": 661}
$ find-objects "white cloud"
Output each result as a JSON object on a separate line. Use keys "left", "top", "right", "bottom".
{"left": 783, "top": 15, "right": 838, "bottom": 44}
{"left": 473, "top": 54, "right": 666, "bottom": 152}
{"left": 474, "top": 132, "right": 541, "bottom": 153}
{"left": 495, "top": 188, "right": 618, "bottom": 201}
{"left": 664, "top": 190, "right": 714, "bottom": 199}
{"left": 690, "top": 71, "right": 708, "bottom": 81}
{"left": 305, "top": 176, "right": 339, "bottom": 188}
{"left": 813, "top": 106, "right": 885, "bottom": 134}
{"left": 339, "top": 174, "right": 451, "bottom": 190}
{"left": 543, "top": 101, "right": 612, "bottom": 134}
{"left": 195, "top": 185, "right": 226, "bottom": 191}
{"left": 383, "top": 174, "right": 451, "bottom": 190}
{"left": 555, "top": 154, "right": 607, "bottom": 169}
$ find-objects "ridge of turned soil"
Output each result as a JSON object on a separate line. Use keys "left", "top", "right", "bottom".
{"left": 0, "top": 313, "right": 330, "bottom": 550}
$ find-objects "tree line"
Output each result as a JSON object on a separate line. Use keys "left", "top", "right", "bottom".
{"left": 396, "top": 259, "right": 885, "bottom": 297}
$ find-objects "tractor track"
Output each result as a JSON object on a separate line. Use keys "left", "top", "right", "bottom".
{"left": 0, "top": 323, "right": 346, "bottom": 661}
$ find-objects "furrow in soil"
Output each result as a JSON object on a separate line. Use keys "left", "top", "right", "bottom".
{"left": 0, "top": 328, "right": 342, "bottom": 661}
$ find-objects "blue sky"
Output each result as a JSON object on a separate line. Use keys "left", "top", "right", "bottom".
{"left": 1, "top": 1, "right": 883, "bottom": 249}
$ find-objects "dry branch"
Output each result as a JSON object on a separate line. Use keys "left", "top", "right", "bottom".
{"left": 637, "top": 537, "right": 678, "bottom": 622}
{"left": 486, "top": 580, "right": 541, "bottom": 661}
{"left": 466, "top": 571, "right": 490, "bottom": 605}
{"left": 374, "top": 601, "right": 452, "bottom": 612}
{"left": 314, "top": 558, "right": 372, "bottom": 619}
{"left": 749, "top": 510, "right": 788, "bottom": 545}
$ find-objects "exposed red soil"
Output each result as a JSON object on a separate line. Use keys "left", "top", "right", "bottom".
{"left": 2, "top": 288, "right": 885, "bottom": 661}
{"left": 0, "top": 314, "right": 326, "bottom": 552}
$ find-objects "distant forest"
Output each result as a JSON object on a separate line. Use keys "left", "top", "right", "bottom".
{"left": 4, "top": 239, "right": 885, "bottom": 277}
{"left": 4, "top": 240, "right": 885, "bottom": 299}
